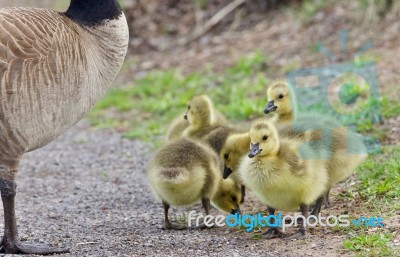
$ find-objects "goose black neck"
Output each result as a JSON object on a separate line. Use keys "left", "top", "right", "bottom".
{"left": 65, "top": 0, "right": 122, "bottom": 27}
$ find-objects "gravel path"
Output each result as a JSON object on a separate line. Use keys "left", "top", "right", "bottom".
{"left": 3, "top": 121, "right": 353, "bottom": 257}
{"left": 0, "top": 1, "right": 393, "bottom": 256}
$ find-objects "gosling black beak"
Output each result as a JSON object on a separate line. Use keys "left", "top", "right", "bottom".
{"left": 248, "top": 143, "right": 262, "bottom": 158}
{"left": 264, "top": 101, "right": 277, "bottom": 114}
{"left": 230, "top": 208, "right": 241, "bottom": 215}
{"left": 183, "top": 113, "right": 188, "bottom": 120}
{"left": 223, "top": 165, "right": 233, "bottom": 179}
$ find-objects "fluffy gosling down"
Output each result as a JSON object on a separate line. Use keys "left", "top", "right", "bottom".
{"left": 182, "top": 95, "right": 227, "bottom": 139}
{"left": 289, "top": 116, "right": 367, "bottom": 214}
{"left": 165, "top": 115, "right": 190, "bottom": 141}
{"left": 166, "top": 97, "right": 227, "bottom": 141}
{"left": 181, "top": 94, "right": 240, "bottom": 155}
{"left": 147, "top": 138, "right": 241, "bottom": 230}
{"left": 181, "top": 95, "right": 248, "bottom": 203}
{"left": 220, "top": 132, "right": 250, "bottom": 179}
{"left": 218, "top": 132, "right": 251, "bottom": 203}
{"left": 238, "top": 119, "right": 329, "bottom": 239}
{"left": 264, "top": 81, "right": 367, "bottom": 210}
{"left": 264, "top": 81, "right": 297, "bottom": 124}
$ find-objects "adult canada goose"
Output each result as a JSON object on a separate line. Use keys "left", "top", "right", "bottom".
{"left": 0, "top": 0, "right": 128, "bottom": 254}
{"left": 238, "top": 120, "right": 329, "bottom": 239}
{"left": 147, "top": 138, "right": 241, "bottom": 230}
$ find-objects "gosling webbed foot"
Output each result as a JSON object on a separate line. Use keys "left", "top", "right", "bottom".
{"left": 286, "top": 228, "right": 306, "bottom": 240}
{"left": 287, "top": 203, "right": 308, "bottom": 240}
{"left": 0, "top": 238, "right": 69, "bottom": 255}
{"left": 162, "top": 221, "right": 187, "bottom": 230}
{"left": 197, "top": 222, "right": 214, "bottom": 229}
{"left": 284, "top": 217, "right": 304, "bottom": 224}
{"left": 261, "top": 228, "right": 283, "bottom": 239}
{"left": 0, "top": 179, "right": 68, "bottom": 255}
{"left": 194, "top": 215, "right": 215, "bottom": 229}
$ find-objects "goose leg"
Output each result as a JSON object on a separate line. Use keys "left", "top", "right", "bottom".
{"left": 324, "top": 189, "right": 330, "bottom": 208}
{"left": 286, "top": 204, "right": 307, "bottom": 240}
{"left": 261, "top": 207, "right": 283, "bottom": 239}
{"left": 0, "top": 179, "right": 69, "bottom": 254}
{"left": 162, "top": 201, "right": 186, "bottom": 230}
{"left": 201, "top": 198, "right": 210, "bottom": 215}
{"left": 198, "top": 198, "right": 214, "bottom": 229}
{"left": 240, "top": 185, "right": 245, "bottom": 204}
{"left": 310, "top": 195, "right": 324, "bottom": 217}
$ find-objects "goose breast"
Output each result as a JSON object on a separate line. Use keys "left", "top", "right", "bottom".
{"left": 0, "top": 7, "right": 128, "bottom": 155}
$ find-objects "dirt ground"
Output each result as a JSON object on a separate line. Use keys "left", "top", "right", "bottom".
{"left": 0, "top": 1, "right": 398, "bottom": 257}
{"left": 14, "top": 121, "right": 354, "bottom": 257}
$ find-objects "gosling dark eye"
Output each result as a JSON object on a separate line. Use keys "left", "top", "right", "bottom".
{"left": 262, "top": 135, "right": 268, "bottom": 141}
{"left": 187, "top": 105, "right": 191, "bottom": 110}
{"left": 278, "top": 94, "right": 284, "bottom": 99}
{"left": 231, "top": 196, "right": 237, "bottom": 202}
{"left": 224, "top": 153, "right": 229, "bottom": 160}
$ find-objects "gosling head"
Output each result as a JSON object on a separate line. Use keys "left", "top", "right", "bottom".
{"left": 264, "top": 81, "right": 292, "bottom": 115}
{"left": 184, "top": 95, "right": 215, "bottom": 128}
{"left": 221, "top": 133, "right": 250, "bottom": 179}
{"left": 248, "top": 120, "right": 279, "bottom": 158}
{"left": 212, "top": 178, "right": 242, "bottom": 214}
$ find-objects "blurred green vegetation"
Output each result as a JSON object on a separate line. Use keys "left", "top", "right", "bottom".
{"left": 88, "top": 51, "right": 397, "bottom": 147}
{"left": 88, "top": 52, "right": 269, "bottom": 142}
{"left": 344, "top": 233, "right": 396, "bottom": 257}
{"left": 291, "top": 0, "right": 333, "bottom": 22}
{"left": 355, "top": 145, "right": 400, "bottom": 210}
{"left": 339, "top": 144, "right": 400, "bottom": 256}
{"left": 357, "top": 0, "right": 395, "bottom": 18}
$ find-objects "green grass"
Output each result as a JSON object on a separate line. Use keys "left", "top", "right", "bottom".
{"left": 357, "top": 0, "right": 397, "bottom": 19}
{"left": 289, "top": 0, "right": 333, "bottom": 22}
{"left": 381, "top": 97, "right": 400, "bottom": 119}
{"left": 340, "top": 145, "right": 400, "bottom": 256}
{"left": 354, "top": 96, "right": 399, "bottom": 145}
{"left": 355, "top": 145, "right": 400, "bottom": 209}
{"left": 344, "top": 233, "right": 396, "bottom": 257}
{"left": 81, "top": 3, "right": 398, "bottom": 255}
{"left": 88, "top": 50, "right": 395, "bottom": 152}
{"left": 87, "top": 52, "right": 269, "bottom": 142}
